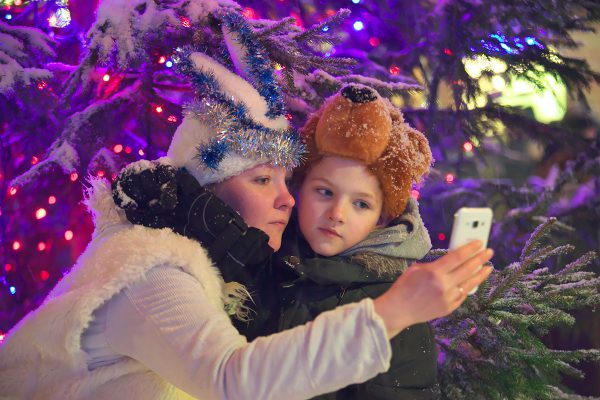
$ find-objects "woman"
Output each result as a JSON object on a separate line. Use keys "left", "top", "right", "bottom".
{"left": 0, "top": 52, "right": 493, "bottom": 400}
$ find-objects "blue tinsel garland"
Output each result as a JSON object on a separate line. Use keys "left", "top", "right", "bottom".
{"left": 173, "top": 44, "right": 304, "bottom": 171}
{"left": 221, "top": 11, "right": 286, "bottom": 119}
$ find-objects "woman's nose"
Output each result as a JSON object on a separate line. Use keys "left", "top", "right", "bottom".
{"left": 275, "top": 185, "right": 295, "bottom": 210}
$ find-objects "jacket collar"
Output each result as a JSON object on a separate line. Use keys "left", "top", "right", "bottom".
{"left": 279, "top": 254, "right": 398, "bottom": 286}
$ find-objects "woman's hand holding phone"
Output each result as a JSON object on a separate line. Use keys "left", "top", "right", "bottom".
{"left": 373, "top": 240, "right": 493, "bottom": 339}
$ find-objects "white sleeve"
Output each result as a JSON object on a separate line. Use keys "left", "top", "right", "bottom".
{"left": 106, "top": 265, "right": 391, "bottom": 400}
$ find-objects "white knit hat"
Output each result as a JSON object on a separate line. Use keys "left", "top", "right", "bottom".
{"left": 167, "top": 12, "right": 303, "bottom": 186}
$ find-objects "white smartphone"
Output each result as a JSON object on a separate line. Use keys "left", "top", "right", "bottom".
{"left": 448, "top": 207, "right": 493, "bottom": 295}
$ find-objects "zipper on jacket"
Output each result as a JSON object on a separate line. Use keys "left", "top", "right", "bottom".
{"left": 337, "top": 287, "right": 347, "bottom": 305}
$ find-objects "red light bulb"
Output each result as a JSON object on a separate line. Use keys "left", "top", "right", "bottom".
{"left": 40, "top": 270, "right": 50, "bottom": 281}
{"left": 35, "top": 208, "right": 47, "bottom": 219}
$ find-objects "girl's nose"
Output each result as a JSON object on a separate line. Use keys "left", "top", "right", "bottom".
{"left": 327, "top": 202, "right": 345, "bottom": 223}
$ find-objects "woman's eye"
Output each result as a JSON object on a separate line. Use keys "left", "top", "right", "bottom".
{"left": 316, "top": 188, "right": 333, "bottom": 197}
{"left": 255, "top": 177, "right": 271, "bottom": 185}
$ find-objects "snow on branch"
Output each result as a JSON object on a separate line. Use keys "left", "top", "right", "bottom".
{"left": 0, "top": 21, "right": 55, "bottom": 94}
{"left": 86, "top": 0, "right": 241, "bottom": 69}
{"left": 252, "top": 9, "right": 355, "bottom": 76}
{"left": 303, "top": 69, "right": 422, "bottom": 99}
{"left": 10, "top": 79, "right": 143, "bottom": 188}
{"left": 87, "top": 0, "right": 178, "bottom": 68}
{"left": 432, "top": 217, "right": 600, "bottom": 399}
{"left": 8, "top": 142, "right": 79, "bottom": 189}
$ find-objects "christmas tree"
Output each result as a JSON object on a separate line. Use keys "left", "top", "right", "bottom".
{"left": 1, "top": 0, "right": 599, "bottom": 397}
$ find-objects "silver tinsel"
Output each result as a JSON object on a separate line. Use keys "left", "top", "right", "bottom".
{"left": 185, "top": 99, "right": 305, "bottom": 170}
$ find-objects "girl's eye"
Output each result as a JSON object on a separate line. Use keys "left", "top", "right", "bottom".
{"left": 316, "top": 188, "right": 333, "bottom": 197}
{"left": 255, "top": 177, "right": 271, "bottom": 185}
{"left": 355, "top": 200, "right": 371, "bottom": 210}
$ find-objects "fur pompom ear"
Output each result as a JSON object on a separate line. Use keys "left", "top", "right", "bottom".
{"left": 369, "top": 120, "right": 433, "bottom": 217}
{"left": 300, "top": 106, "right": 325, "bottom": 162}
{"left": 403, "top": 125, "right": 433, "bottom": 183}
{"left": 314, "top": 86, "right": 392, "bottom": 164}
{"left": 383, "top": 98, "right": 405, "bottom": 124}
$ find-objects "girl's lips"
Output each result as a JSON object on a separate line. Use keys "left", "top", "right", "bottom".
{"left": 318, "top": 227, "right": 341, "bottom": 238}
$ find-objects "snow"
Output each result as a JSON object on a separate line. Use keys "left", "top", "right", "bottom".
{"left": 0, "top": 22, "right": 54, "bottom": 58}
{"left": 45, "top": 62, "right": 77, "bottom": 72}
{"left": 91, "top": 0, "right": 176, "bottom": 66}
{"left": 0, "top": 52, "right": 52, "bottom": 93}
{"left": 340, "top": 74, "right": 423, "bottom": 91}
{"left": 89, "top": 148, "right": 120, "bottom": 174}
{"left": 0, "top": 33, "right": 24, "bottom": 56}
{"left": 0, "top": 22, "right": 54, "bottom": 93}
{"left": 283, "top": 93, "right": 311, "bottom": 113}
{"left": 89, "top": 0, "right": 239, "bottom": 67}
{"left": 9, "top": 142, "right": 79, "bottom": 188}
{"left": 181, "top": 0, "right": 239, "bottom": 21}
{"left": 305, "top": 69, "right": 423, "bottom": 93}
{"left": 53, "top": 142, "right": 80, "bottom": 172}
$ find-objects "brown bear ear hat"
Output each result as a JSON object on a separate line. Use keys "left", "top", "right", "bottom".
{"left": 301, "top": 84, "right": 433, "bottom": 218}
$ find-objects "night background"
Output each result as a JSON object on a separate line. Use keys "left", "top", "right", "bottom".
{"left": 1, "top": 0, "right": 599, "bottom": 397}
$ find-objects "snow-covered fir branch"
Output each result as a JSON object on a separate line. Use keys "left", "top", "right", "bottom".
{"left": 432, "top": 218, "right": 600, "bottom": 399}
{"left": 10, "top": 79, "right": 143, "bottom": 188}
{"left": 0, "top": 21, "right": 55, "bottom": 93}
{"left": 9, "top": 2, "right": 375, "bottom": 188}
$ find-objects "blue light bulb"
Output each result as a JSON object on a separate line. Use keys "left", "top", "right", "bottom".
{"left": 353, "top": 21, "right": 364, "bottom": 31}
{"left": 9, "top": 286, "right": 16, "bottom": 295}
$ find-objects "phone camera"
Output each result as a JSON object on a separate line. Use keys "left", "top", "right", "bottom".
{"left": 472, "top": 221, "right": 479, "bottom": 228}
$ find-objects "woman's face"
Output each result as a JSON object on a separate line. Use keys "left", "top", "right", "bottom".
{"left": 211, "top": 164, "right": 295, "bottom": 251}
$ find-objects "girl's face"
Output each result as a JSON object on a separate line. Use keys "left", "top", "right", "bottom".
{"left": 211, "top": 164, "right": 295, "bottom": 251}
{"left": 297, "top": 156, "right": 384, "bottom": 256}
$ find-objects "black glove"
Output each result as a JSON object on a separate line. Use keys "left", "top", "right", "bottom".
{"left": 112, "top": 161, "right": 272, "bottom": 283}
{"left": 112, "top": 162, "right": 179, "bottom": 229}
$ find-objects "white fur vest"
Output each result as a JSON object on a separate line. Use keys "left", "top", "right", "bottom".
{"left": 0, "top": 179, "right": 235, "bottom": 400}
